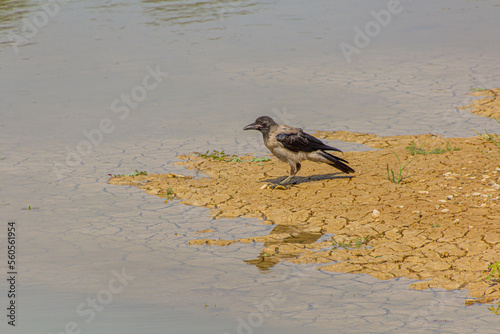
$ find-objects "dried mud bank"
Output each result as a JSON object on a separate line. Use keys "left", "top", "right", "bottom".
{"left": 109, "top": 132, "right": 500, "bottom": 304}
{"left": 462, "top": 88, "right": 500, "bottom": 120}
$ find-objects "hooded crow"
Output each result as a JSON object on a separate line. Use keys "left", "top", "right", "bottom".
{"left": 243, "top": 116, "right": 354, "bottom": 185}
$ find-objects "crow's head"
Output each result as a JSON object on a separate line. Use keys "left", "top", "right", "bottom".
{"left": 243, "top": 116, "right": 277, "bottom": 132}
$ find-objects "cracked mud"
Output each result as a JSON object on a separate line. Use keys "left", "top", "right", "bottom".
{"left": 109, "top": 130, "right": 500, "bottom": 305}
{"left": 461, "top": 88, "right": 500, "bottom": 120}
{"left": 108, "top": 82, "right": 500, "bottom": 306}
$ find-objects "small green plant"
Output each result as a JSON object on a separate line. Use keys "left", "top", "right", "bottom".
{"left": 429, "top": 147, "right": 446, "bottom": 154}
{"left": 163, "top": 188, "right": 176, "bottom": 199}
{"left": 354, "top": 237, "right": 369, "bottom": 248}
{"left": 487, "top": 261, "right": 500, "bottom": 282}
{"left": 474, "top": 123, "right": 500, "bottom": 164}
{"left": 406, "top": 142, "right": 459, "bottom": 155}
{"left": 250, "top": 157, "right": 271, "bottom": 163}
{"left": 446, "top": 142, "right": 460, "bottom": 152}
{"left": 406, "top": 142, "right": 428, "bottom": 155}
{"left": 129, "top": 170, "right": 148, "bottom": 176}
{"left": 430, "top": 224, "right": 441, "bottom": 228}
{"left": 331, "top": 239, "right": 349, "bottom": 248}
{"left": 471, "top": 87, "right": 489, "bottom": 92}
{"left": 332, "top": 236, "right": 370, "bottom": 249}
{"left": 110, "top": 170, "right": 148, "bottom": 178}
{"left": 197, "top": 150, "right": 249, "bottom": 163}
{"left": 197, "top": 150, "right": 272, "bottom": 163}
{"left": 197, "top": 150, "right": 231, "bottom": 161}
{"left": 386, "top": 151, "right": 413, "bottom": 184}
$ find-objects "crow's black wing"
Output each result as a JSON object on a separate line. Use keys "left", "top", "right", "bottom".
{"left": 276, "top": 130, "right": 342, "bottom": 153}
{"left": 276, "top": 132, "right": 309, "bottom": 152}
{"left": 303, "top": 132, "right": 342, "bottom": 152}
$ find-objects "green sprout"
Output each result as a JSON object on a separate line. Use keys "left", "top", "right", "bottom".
{"left": 130, "top": 170, "right": 148, "bottom": 176}
{"left": 110, "top": 170, "right": 147, "bottom": 178}
{"left": 386, "top": 151, "right": 413, "bottom": 184}
{"left": 197, "top": 150, "right": 272, "bottom": 163}
{"left": 406, "top": 142, "right": 428, "bottom": 155}
{"left": 487, "top": 261, "right": 500, "bottom": 282}
{"left": 197, "top": 150, "right": 231, "bottom": 161}
{"left": 406, "top": 142, "right": 459, "bottom": 155}
{"left": 446, "top": 142, "right": 460, "bottom": 152}
{"left": 332, "top": 236, "right": 370, "bottom": 249}
{"left": 250, "top": 157, "right": 271, "bottom": 163}
{"left": 163, "top": 188, "right": 176, "bottom": 199}
{"left": 197, "top": 150, "right": 248, "bottom": 162}
{"left": 474, "top": 122, "right": 500, "bottom": 164}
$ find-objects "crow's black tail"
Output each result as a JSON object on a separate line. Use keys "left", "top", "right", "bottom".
{"left": 318, "top": 151, "right": 355, "bottom": 174}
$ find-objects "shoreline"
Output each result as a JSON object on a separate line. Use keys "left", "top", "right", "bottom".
{"left": 109, "top": 91, "right": 500, "bottom": 305}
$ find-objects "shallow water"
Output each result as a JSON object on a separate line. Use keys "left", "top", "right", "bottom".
{"left": 1, "top": 0, "right": 500, "bottom": 333}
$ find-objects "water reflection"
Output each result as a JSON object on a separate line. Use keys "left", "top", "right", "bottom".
{"left": 245, "top": 224, "right": 323, "bottom": 271}
{"left": 142, "top": 0, "right": 266, "bottom": 26}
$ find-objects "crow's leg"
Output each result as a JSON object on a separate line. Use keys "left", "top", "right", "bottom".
{"left": 280, "top": 162, "right": 301, "bottom": 185}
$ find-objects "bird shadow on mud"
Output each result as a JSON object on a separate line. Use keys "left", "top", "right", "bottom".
{"left": 263, "top": 173, "right": 354, "bottom": 185}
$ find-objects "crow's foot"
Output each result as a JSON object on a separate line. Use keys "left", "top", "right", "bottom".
{"left": 260, "top": 183, "right": 290, "bottom": 190}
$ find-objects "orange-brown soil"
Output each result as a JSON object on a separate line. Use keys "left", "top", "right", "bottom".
{"left": 461, "top": 88, "right": 500, "bottom": 120}
{"left": 110, "top": 131, "right": 500, "bottom": 305}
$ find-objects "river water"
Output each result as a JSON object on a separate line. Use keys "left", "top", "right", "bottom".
{"left": 1, "top": 0, "right": 500, "bottom": 333}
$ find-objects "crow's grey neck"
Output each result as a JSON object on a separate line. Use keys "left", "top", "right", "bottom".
{"left": 261, "top": 128, "right": 270, "bottom": 141}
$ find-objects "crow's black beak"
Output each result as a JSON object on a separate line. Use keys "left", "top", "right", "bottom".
{"left": 243, "top": 122, "right": 260, "bottom": 130}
